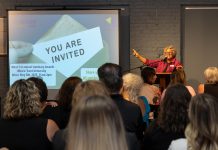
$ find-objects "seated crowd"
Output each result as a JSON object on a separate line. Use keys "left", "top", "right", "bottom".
{"left": 0, "top": 64, "right": 218, "bottom": 150}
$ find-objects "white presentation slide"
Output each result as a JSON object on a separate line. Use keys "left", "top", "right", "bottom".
{"left": 8, "top": 10, "right": 119, "bottom": 89}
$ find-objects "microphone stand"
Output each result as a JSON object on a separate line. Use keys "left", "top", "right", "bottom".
{"left": 125, "top": 58, "right": 163, "bottom": 73}
{"left": 123, "top": 65, "right": 145, "bottom": 73}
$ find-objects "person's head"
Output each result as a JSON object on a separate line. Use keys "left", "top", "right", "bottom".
{"left": 73, "top": 80, "right": 110, "bottom": 106}
{"left": 163, "top": 45, "right": 176, "bottom": 60}
{"left": 57, "top": 76, "right": 82, "bottom": 111}
{"left": 158, "top": 83, "right": 191, "bottom": 133}
{"left": 67, "top": 95, "right": 128, "bottom": 150}
{"left": 98, "top": 63, "right": 123, "bottom": 94}
{"left": 204, "top": 67, "right": 218, "bottom": 84}
{"left": 185, "top": 94, "right": 218, "bottom": 150}
{"left": 3, "top": 79, "right": 42, "bottom": 119}
{"left": 27, "top": 77, "right": 48, "bottom": 102}
{"left": 170, "top": 68, "right": 187, "bottom": 85}
{"left": 122, "top": 73, "right": 144, "bottom": 104}
{"left": 141, "top": 67, "right": 157, "bottom": 84}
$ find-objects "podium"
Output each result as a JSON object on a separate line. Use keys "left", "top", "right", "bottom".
{"left": 155, "top": 73, "right": 171, "bottom": 92}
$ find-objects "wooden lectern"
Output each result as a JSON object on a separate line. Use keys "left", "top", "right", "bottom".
{"left": 155, "top": 73, "right": 171, "bottom": 92}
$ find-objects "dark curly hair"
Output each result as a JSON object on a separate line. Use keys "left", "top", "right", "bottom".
{"left": 3, "top": 79, "right": 41, "bottom": 119}
{"left": 158, "top": 83, "right": 191, "bottom": 133}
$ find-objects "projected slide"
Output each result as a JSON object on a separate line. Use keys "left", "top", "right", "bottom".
{"left": 8, "top": 10, "right": 119, "bottom": 89}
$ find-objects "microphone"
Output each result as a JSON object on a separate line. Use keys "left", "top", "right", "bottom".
{"left": 159, "top": 55, "right": 167, "bottom": 61}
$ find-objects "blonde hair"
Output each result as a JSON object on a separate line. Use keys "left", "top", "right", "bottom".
{"left": 72, "top": 80, "right": 110, "bottom": 106}
{"left": 185, "top": 94, "right": 218, "bottom": 150}
{"left": 164, "top": 45, "right": 177, "bottom": 57}
{"left": 204, "top": 67, "right": 218, "bottom": 84}
{"left": 3, "top": 79, "right": 42, "bottom": 119}
{"left": 67, "top": 95, "right": 128, "bottom": 150}
{"left": 122, "top": 73, "right": 144, "bottom": 104}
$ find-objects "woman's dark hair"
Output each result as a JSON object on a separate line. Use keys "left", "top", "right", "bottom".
{"left": 57, "top": 76, "right": 82, "bottom": 111}
{"left": 141, "top": 67, "right": 156, "bottom": 84}
{"left": 27, "top": 77, "right": 48, "bottom": 102}
{"left": 98, "top": 63, "right": 123, "bottom": 93}
{"left": 158, "top": 84, "right": 191, "bottom": 133}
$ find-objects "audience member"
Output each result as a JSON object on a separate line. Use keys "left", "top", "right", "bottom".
{"left": 198, "top": 67, "right": 218, "bottom": 98}
{"left": 27, "top": 77, "right": 57, "bottom": 107}
{"left": 144, "top": 84, "right": 191, "bottom": 150}
{"left": 122, "top": 73, "right": 150, "bottom": 127}
{"left": 55, "top": 76, "right": 82, "bottom": 128}
{"left": 161, "top": 68, "right": 196, "bottom": 101}
{"left": 170, "top": 68, "right": 196, "bottom": 96}
{"left": 98, "top": 63, "right": 144, "bottom": 141}
{"left": 66, "top": 95, "right": 128, "bottom": 150}
{"left": 170, "top": 94, "right": 218, "bottom": 150}
{"left": 185, "top": 94, "right": 218, "bottom": 150}
{"left": 139, "top": 67, "right": 161, "bottom": 120}
{"left": 72, "top": 80, "right": 109, "bottom": 105}
{"left": 29, "top": 76, "right": 82, "bottom": 129}
{"left": 52, "top": 80, "right": 140, "bottom": 150}
{"left": 0, "top": 79, "right": 59, "bottom": 150}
